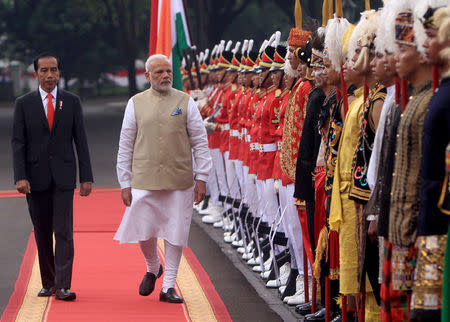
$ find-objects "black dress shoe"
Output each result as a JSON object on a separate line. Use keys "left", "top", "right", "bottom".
{"left": 296, "top": 302, "right": 323, "bottom": 316}
{"left": 331, "top": 314, "right": 341, "bottom": 322}
{"left": 296, "top": 301, "right": 312, "bottom": 315}
{"left": 139, "top": 264, "right": 163, "bottom": 296}
{"left": 159, "top": 288, "right": 184, "bottom": 303}
{"left": 37, "top": 287, "right": 55, "bottom": 297}
{"left": 55, "top": 288, "right": 76, "bottom": 301}
{"left": 305, "top": 308, "right": 326, "bottom": 321}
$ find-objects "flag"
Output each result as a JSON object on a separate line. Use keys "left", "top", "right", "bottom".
{"left": 149, "top": 0, "right": 191, "bottom": 90}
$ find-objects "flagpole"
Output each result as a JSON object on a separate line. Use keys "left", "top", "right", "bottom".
{"left": 149, "top": 0, "right": 159, "bottom": 56}
{"left": 182, "top": 0, "right": 193, "bottom": 44}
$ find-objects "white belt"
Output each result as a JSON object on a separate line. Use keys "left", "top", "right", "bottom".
{"left": 277, "top": 141, "right": 282, "bottom": 151}
{"left": 230, "top": 129, "right": 240, "bottom": 137}
{"left": 245, "top": 134, "right": 251, "bottom": 143}
{"left": 241, "top": 128, "right": 248, "bottom": 134}
{"left": 249, "top": 142, "right": 259, "bottom": 151}
{"left": 259, "top": 143, "right": 277, "bottom": 153}
{"left": 220, "top": 123, "right": 230, "bottom": 130}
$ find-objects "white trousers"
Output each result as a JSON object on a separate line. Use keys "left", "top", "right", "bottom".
{"left": 261, "top": 179, "right": 279, "bottom": 225}
{"left": 243, "top": 166, "right": 258, "bottom": 215}
{"left": 278, "top": 182, "right": 305, "bottom": 274}
{"left": 138, "top": 238, "right": 183, "bottom": 292}
{"left": 224, "top": 151, "right": 241, "bottom": 200}
{"left": 206, "top": 153, "right": 220, "bottom": 207}
{"left": 210, "top": 148, "right": 228, "bottom": 200}
{"left": 234, "top": 160, "right": 246, "bottom": 203}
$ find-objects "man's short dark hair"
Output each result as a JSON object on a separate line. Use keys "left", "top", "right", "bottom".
{"left": 33, "top": 53, "right": 62, "bottom": 72}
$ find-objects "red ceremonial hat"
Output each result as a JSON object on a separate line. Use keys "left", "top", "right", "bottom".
{"left": 289, "top": 28, "right": 311, "bottom": 47}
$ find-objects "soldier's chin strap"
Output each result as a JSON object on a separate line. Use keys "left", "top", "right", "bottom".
{"left": 218, "top": 70, "right": 227, "bottom": 83}
{"left": 260, "top": 69, "right": 271, "bottom": 88}
{"left": 277, "top": 71, "right": 284, "bottom": 89}
{"left": 231, "top": 72, "right": 239, "bottom": 84}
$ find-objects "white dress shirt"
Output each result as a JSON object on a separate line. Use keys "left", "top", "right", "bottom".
{"left": 39, "top": 86, "right": 57, "bottom": 117}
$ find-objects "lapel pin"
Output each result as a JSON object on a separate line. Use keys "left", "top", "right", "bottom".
{"left": 59, "top": 100, "right": 63, "bottom": 110}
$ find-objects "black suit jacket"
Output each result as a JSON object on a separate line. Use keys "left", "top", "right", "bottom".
{"left": 12, "top": 89, "right": 93, "bottom": 191}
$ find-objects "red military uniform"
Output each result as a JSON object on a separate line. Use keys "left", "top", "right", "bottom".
{"left": 248, "top": 89, "right": 266, "bottom": 175}
{"left": 214, "top": 83, "right": 234, "bottom": 154}
{"left": 207, "top": 84, "right": 226, "bottom": 150}
{"left": 256, "top": 86, "right": 280, "bottom": 180}
{"left": 228, "top": 85, "right": 246, "bottom": 160}
{"left": 242, "top": 88, "right": 257, "bottom": 167}
{"left": 237, "top": 87, "right": 253, "bottom": 162}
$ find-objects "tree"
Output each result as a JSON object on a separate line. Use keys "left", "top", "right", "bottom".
{"left": 185, "top": 0, "right": 383, "bottom": 53}
{"left": 0, "top": 0, "right": 149, "bottom": 96}
{"left": 83, "top": 0, "right": 150, "bottom": 96}
{"left": 0, "top": 0, "right": 122, "bottom": 90}
{"left": 185, "top": 0, "right": 253, "bottom": 50}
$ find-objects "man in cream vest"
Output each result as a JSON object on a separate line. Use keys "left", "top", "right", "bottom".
{"left": 114, "top": 54, "right": 212, "bottom": 303}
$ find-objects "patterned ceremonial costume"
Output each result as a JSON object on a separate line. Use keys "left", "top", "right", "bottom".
{"left": 350, "top": 83, "right": 386, "bottom": 203}
{"left": 410, "top": 76, "right": 450, "bottom": 320}
{"left": 294, "top": 86, "right": 326, "bottom": 203}
{"left": 329, "top": 86, "right": 364, "bottom": 295}
{"left": 352, "top": 84, "right": 386, "bottom": 298}
{"left": 310, "top": 87, "right": 339, "bottom": 312}
{"left": 280, "top": 79, "right": 312, "bottom": 182}
{"left": 271, "top": 88, "right": 292, "bottom": 184}
{"left": 388, "top": 80, "right": 433, "bottom": 292}
{"left": 294, "top": 86, "right": 326, "bottom": 256}
{"left": 325, "top": 97, "right": 344, "bottom": 198}
{"left": 362, "top": 86, "right": 403, "bottom": 321}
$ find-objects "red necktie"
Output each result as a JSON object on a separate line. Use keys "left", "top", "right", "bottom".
{"left": 47, "top": 93, "right": 54, "bottom": 130}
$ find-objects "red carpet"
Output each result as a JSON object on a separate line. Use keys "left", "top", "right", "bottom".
{"left": 1, "top": 189, "right": 231, "bottom": 322}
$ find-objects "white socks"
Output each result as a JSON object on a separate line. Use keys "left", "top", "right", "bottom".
{"left": 138, "top": 238, "right": 183, "bottom": 293}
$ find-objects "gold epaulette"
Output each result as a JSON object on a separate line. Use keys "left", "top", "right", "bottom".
{"left": 231, "top": 84, "right": 237, "bottom": 91}
{"left": 275, "top": 89, "right": 282, "bottom": 98}
{"left": 280, "top": 89, "right": 290, "bottom": 97}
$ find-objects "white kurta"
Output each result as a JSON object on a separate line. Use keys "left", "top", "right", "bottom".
{"left": 114, "top": 96, "right": 211, "bottom": 247}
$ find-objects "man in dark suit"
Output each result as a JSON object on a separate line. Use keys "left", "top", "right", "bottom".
{"left": 11, "top": 53, "right": 93, "bottom": 301}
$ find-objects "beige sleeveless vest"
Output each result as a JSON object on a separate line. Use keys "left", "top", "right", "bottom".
{"left": 131, "top": 87, "right": 193, "bottom": 190}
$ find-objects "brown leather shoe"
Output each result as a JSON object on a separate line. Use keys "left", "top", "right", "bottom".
{"left": 159, "top": 288, "right": 184, "bottom": 303}
{"left": 55, "top": 288, "right": 76, "bottom": 301}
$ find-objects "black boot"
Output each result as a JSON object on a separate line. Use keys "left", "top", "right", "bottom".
{"left": 201, "top": 195, "right": 210, "bottom": 210}
{"left": 281, "top": 268, "right": 299, "bottom": 300}
{"left": 267, "top": 251, "right": 291, "bottom": 281}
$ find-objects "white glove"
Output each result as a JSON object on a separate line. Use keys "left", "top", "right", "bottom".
{"left": 203, "top": 119, "right": 216, "bottom": 134}
{"left": 274, "top": 179, "right": 280, "bottom": 194}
